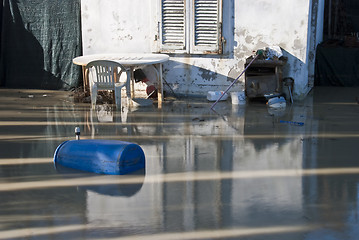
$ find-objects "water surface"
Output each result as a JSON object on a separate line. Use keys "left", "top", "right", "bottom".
{"left": 0, "top": 87, "right": 359, "bottom": 240}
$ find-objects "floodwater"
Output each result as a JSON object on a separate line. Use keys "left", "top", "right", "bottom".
{"left": 0, "top": 87, "right": 359, "bottom": 240}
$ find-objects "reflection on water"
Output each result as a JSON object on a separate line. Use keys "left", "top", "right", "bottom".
{"left": 0, "top": 88, "right": 359, "bottom": 239}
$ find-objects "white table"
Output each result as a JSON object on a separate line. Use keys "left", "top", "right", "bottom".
{"left": 73, "top": 53, "right": 170, "bottom": 108}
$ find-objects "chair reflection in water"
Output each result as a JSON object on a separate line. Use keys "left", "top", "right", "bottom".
{"left": 86, "top": 60, "right": 130, "bottom": 110}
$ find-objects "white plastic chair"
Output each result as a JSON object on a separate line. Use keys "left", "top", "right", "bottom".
{"left": 86, "top": 60, "right": 130, "bottom": 110}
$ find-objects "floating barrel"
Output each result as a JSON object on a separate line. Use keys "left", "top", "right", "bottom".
{"left": 54, "top": 139, "right": 145, "bottom": 175}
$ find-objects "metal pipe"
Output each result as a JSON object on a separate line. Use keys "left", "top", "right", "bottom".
{"left": 211, "top": 54, "right": 259, "bottom": 110}
{"left": 288, "top": 85, "right": 294, "bottom": 104}
{"left": 75, "top": 127, "right": 80, "bottom": 140}
{"left": 283, "top": 77, "right": 294, "bottom": 104}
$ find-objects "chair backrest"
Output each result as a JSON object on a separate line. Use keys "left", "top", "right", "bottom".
{"left": 86, "top": 60, "right": 128, "bottom": 88}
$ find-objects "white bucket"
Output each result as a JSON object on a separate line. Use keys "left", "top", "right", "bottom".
{"left": 231, "top": 91, "right": 246, "bottom": 105}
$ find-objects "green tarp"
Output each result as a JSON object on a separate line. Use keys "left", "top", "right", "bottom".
{"left": 0, "top": 0, "right": 82, "bottom": 90}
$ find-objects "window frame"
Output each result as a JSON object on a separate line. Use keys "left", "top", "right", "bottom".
{"left": 158, "top": 0, "right": 223, "bottom": 55}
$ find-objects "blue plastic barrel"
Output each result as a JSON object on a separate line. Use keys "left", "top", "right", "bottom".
{"left": 54, "top": 139, "right": 145, "bottom": 175}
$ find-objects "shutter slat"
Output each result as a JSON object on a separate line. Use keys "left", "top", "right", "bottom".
{"left": 194, "top": 0, "right": 219, "bottom": 46}
{"left": 161, "top": 0, "right": 185, "bottom": 46}
{"left": 160, "top": 0, "right": 222, "bottom": 54}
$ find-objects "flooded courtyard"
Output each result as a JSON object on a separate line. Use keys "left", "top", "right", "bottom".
{"left": 0, "top": 87, "right": 359, "bottom": 240}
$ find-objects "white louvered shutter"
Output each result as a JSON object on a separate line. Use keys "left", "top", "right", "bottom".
{"left": 160, "top": 0, "right": 186, "bottom": 52}
{"left": 191, "top": 0, "right": 222, "bottom": 54}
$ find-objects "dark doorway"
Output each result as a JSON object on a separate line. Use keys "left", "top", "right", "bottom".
{"left": 323, "top": 0, "right": 359, "bottom": 41}
{"left": 315, "top": 0, "right": 359, "bottom": 86}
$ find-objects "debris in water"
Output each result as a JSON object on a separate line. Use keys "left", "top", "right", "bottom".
{"left": 280, "top": 120, "right": 304, "bottom": 126}
{"left": 192, "top": 117, "right": 205, "bottom": 122}
{"left": 70, "top": 87, "right": 114, "bottom": 104}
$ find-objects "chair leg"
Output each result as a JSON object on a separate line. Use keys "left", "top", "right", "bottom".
{"left": 91, "top": 84, "right": 98, "bottom": 109}
{"left": 114, "top": 86, "right": 122, "bottom": 110}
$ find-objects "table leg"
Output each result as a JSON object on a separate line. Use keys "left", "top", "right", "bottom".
{"left": 82, "top": 66, "right": 89, "bottom": 92}
{"left": 156, "top": 63, "right": 163, "bottom": 109}
{"left": 130, "top": 66, "right": 135, "bottom": 99}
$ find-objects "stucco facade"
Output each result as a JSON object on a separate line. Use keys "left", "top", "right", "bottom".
{"left": 81, "top": 0, "right": 324, "bottom": 100}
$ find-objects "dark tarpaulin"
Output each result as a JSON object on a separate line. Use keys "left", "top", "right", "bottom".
{"left": 0, "top": 0, "right": 82, "bottom": 90}
{"left": 315, "top": 43, "right": 359, "bottom": 86}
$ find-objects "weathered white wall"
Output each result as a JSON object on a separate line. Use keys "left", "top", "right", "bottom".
{"left": 81, "top": 0, "right": 153, "bottom": 54}
{"left": 81, "top": 0, "right": 324, "bottom": 99}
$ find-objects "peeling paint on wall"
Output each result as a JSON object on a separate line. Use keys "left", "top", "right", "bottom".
{"left": 227, "top": 68, "right": 242, "bottom": 86}
{"left": 198, "top": 68, "right": 218, "bottom": 82}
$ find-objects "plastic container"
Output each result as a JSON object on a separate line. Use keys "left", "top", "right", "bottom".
{"left": 207, "top": 91, "right": 228, "bottom": 101}
{"left": 230, "top": 91, "right": 246, "bottom": 105}
{"left": 54, "top": 139, "right": 145, "bottom": 175}
{"left": 267, "top": 96, "right": 286, "bottom": 108}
